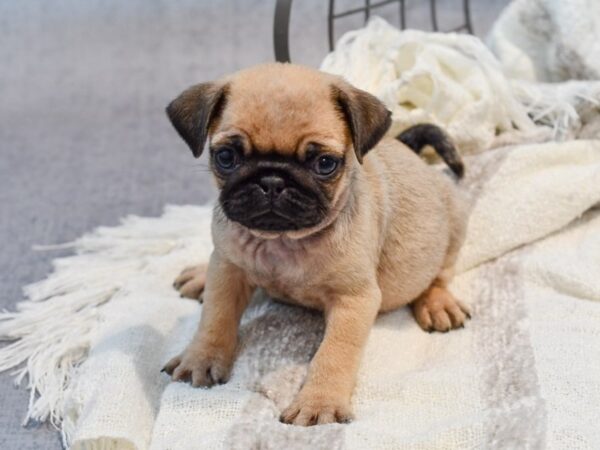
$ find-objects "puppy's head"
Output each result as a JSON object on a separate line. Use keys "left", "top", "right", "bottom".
{"left": 167, "top": 63, "right": 391, "bottom": 238}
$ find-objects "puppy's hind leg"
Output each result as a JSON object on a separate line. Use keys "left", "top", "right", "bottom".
{"left": 412, "top": 212, "right": 470, "bottom": 333}
{"left": 411, "top": 279, "right": 470, "bottom": 333}
{"left": 173, "top": 264, "right": 208, "bottom": 301}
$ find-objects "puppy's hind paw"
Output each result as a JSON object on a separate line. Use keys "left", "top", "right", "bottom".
{"left": 411, "top": 286, "right": 470, "bottom": 333}
{"left": 173, "top": 264, "right": 207, "bottom": 301}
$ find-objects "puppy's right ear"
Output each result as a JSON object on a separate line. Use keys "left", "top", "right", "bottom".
{"left": 166, "top": 82, "right": 228, "bottom": 158}
{"left": 332, "top": 81, "right": 391, "bottom": 163}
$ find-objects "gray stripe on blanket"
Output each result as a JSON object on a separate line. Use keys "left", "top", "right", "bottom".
{"left": 472, "top": 254, "right": 547, "bottom": 449}
{"left": 224, "top": 297, "right": 345, "bottom": 450}
{"left": 465, "top": 147, "right": 546, "bottom": 448}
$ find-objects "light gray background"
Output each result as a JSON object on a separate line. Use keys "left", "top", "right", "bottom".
{"left": 0, "top": 0, "right": 509, "bottom": 447}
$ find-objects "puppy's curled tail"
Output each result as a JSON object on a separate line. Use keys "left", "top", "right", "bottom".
{"left": 396, "top": 124, "right": 464, "bottom": 179}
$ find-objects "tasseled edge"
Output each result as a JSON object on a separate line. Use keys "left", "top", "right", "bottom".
{"left": 0, "top": 204, "right": 214, "bottom": 448}
{"left": 512, "top": 80, "right": 600, "bottom": 140}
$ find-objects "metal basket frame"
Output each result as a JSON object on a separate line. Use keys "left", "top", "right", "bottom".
{"left": 274, "top": 0, "right": 473, "bottom": 63}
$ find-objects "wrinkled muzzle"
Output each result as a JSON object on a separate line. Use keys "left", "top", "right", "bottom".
{"left": 219, "top": 164, "right": 329, "bottom": 232}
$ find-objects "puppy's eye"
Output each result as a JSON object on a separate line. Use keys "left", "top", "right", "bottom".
{"left": 313, "top": 155, "right": 339, "bottom": 176}
{"left": 214, "top": 147, "right": 239, "bottom": 171}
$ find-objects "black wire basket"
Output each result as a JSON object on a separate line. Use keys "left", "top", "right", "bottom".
{"left": 274, "top": 0, "right": 473, "bottom": 63}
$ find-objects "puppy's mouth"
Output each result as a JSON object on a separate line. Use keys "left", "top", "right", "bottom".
{"left": 237, "top": 209, "right": 302, "bottom": 232}
{"left": 219, "top": 169, "right": 329, "bottom": 232}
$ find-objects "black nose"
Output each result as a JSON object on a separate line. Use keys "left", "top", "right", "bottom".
{"left": 258, "top": 174, "right": 285, "bottom": 196}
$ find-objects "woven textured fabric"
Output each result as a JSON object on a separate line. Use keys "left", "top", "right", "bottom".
{"left": 320, "top": 18, "right": 542, "bottom": 156}
{"left": 488, "top": 0, "right": 600, "bottom": 82}
{"left": 488, "top": 0, "right": 600, "bottom": 141}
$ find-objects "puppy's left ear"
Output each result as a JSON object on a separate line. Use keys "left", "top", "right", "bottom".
{"left": 332, "top": 81, "right": 392, "bottom": 163}
{"left": 166, "top": 82, "right": 228, "bottom": 158}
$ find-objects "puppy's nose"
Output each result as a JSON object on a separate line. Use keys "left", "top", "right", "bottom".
{"left": 258, "top": 175, "right": 285, "bottom": 196}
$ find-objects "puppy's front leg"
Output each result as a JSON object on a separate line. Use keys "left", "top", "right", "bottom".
{"left": 163, "top": 252, "right": 252, "bottom": 387}
{"left": 281, "top": 286, "right": 381, "bottom": 426}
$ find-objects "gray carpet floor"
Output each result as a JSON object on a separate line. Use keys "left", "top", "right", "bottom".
{"left": 0, "top": 0, "right": 509, "bottom": 447}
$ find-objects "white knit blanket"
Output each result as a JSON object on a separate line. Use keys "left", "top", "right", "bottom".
{"left": 322, "top": 15, "right": 600, "bottom": 152}
{"left": 487, "top": 0, "right": 600, "bottom": 82}
{"left": 487, "top": 0, "right": 600, "bottom": 141}
{"left": 3, "top": 7, "right": 600, "bottom": 450}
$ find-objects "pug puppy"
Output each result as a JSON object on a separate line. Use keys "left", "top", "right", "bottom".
{"left": 162, "top": 63, "right": 469, "bottom": 426}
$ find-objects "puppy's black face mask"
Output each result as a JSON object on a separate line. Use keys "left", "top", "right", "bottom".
{"left": 213, "top": 144, "right": 339, "bottom": 232}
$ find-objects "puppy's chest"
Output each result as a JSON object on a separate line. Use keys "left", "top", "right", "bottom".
{"left": 225, "top": 230, "right": 323, "bottom": 306}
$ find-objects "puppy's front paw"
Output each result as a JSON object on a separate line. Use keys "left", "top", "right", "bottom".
{"left": 173, "top": 264, "right": 207, "bottom": 301}
{"left": 411, "top": 286, "right": 471, "bottom": 333}
{"left": 162, "top": 347, "right": 233, "bottom": 387}
{"left": 280, "top": 392, "right": 353, "bottom": 426}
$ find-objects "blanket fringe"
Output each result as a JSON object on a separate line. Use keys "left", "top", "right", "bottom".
{"left": 0, "top": 205, "right": 212, "bottom": 445}
{"left": 512, "top": 80, "right": 600, "bottom": 140}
